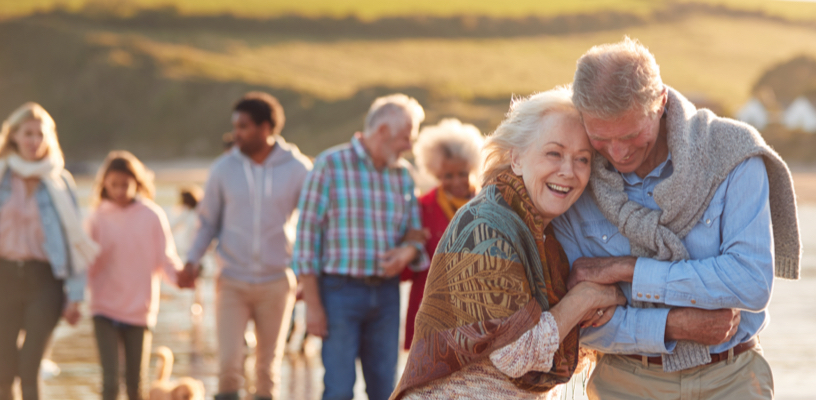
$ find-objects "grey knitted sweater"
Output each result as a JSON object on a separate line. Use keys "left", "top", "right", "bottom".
{"left": 588, "top": 87, "right": 801, "bottom": 372}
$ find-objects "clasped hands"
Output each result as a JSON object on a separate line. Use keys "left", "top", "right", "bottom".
{"left": 568, "top": 256, "right": 740, "bottom": 345}
{"left": 177, "top": 262, "right": 200, "bottom": 289}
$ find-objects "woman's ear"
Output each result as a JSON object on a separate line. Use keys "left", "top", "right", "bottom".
{"left": 509, "top": 150, "right": 523, "bottom": 176}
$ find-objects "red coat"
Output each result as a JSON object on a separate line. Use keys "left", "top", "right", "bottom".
{"left": 401, "top": 187, "right": 453, "bottom": 350}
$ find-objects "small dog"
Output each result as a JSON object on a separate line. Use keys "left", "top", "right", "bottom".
{"left": 148, "top": 346, "right": 205, "bottom": 400}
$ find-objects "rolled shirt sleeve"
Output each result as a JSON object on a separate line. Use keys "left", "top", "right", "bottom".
{"left": 291, "top": 158, "right": 331, "bottom": 277}
{"left": 404, "top": 187, "right": 429, "bottom": 272}
{"left": 630, "top": 157, "right": 774, "bottom": 312}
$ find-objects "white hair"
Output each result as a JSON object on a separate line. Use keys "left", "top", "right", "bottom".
{"left": 572, "top": 36, "right": 664, "bottom": 119}
{"left": 414, "top": 118, "right": 484, "bottom": 183}
{"left": 482, "top": 87, "right": 577, "bottom": 186}
{"left": 363, "top": 93, "right": 425, "bottom": 138}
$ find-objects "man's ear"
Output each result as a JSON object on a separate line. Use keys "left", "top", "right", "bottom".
{"left": 510, "top": 149, "right": 523, "bottom": 176}
{"left": 260, "top": 120, "right": 274, "bottom": 137}
{"left": 376, "top": 122, "right": 391, "bottom": 139}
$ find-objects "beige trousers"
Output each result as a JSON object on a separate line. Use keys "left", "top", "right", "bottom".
{"left": 215, "top": 270, "right": 297, "bottom": 399}
{"left": 587, "top": 347, "right": 774, "bottom": 400}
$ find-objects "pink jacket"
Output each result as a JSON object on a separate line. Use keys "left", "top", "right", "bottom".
{"left": 86, "top": 198, "right": 182, "bottom": 327}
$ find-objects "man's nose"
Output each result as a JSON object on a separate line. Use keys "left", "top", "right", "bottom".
{"left": 607, "top": 142, "right": 629, "bottom": 162}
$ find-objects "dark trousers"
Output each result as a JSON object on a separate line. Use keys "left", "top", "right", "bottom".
{"left": 93, "top": 316, "right": 152, "bottom": 400}
{"left": 0, "top": 260, "right": 64, "bottom": 400}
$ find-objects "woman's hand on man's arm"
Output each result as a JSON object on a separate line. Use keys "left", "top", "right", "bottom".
{"left": 550, "top": 282, "right": 626, "bottom": 341}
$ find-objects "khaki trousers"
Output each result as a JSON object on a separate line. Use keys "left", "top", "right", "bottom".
{"left": 215, "top": 270, "right": 296, "bottom": 399}
{"left": 587, "top": 347, "right": 774, "bottom": 400}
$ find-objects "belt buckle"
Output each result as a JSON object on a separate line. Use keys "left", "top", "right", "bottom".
{"left": 362, "top": 276, "right": 383, "bottom": 285}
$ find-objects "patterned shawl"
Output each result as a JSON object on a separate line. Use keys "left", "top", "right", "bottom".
{"left": 390, "top": 171, "right": 579, "bottom": 399}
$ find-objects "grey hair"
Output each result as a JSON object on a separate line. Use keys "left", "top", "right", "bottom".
{"left": 482, "top": 87, "right": 577, "bottom": 186}
{"left": 572, "top": 36, "right": 664, "bottom": 119}
{"left": 414, "top": 118, "right": 484, "bottom": 182}
{"left": 363, "top": 93, "right": 425, "bottom": 138}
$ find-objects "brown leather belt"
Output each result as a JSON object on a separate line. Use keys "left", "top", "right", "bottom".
{"left": 624, "top": 337, "right": 758, "bottom": 367}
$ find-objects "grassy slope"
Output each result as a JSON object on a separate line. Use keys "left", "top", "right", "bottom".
{"left": 3, "top": 8, "right": 816, "bottom": 161}
{"left": 6, "top": 0, "right": 816, "bottom": 21}
{"left": 87, "top": 14, "right": 816, "bottom": 112}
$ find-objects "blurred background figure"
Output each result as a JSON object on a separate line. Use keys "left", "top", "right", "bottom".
{"left": 0, "top": 102, "right": 96, "bottom": 400}
{"left": 400, "top": 118, "right": 484, "bottom": 351}
{"left": 180, "top": 92, "right": 312, "bottom": 400}
{"left": 222, "top": 132, "right": 235, "bottom": 153}
{"left": 292, "top": 93, "right": 429, "bottom": 400}
{"left": 85, "top": 150, "right": 184, "bottom": 400}
{"left": 170, "top": 185, "right": 203, "bottom": 260}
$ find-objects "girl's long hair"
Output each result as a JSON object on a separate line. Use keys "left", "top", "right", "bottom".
{"left": 92, "top": 150, "right": 155, "bottom": 208}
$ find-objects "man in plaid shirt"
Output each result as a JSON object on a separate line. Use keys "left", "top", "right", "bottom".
{"left": 292, "top": 94, "right": 429, "bottom": 400}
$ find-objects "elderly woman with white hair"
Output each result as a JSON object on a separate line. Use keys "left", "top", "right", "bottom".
{"left": 391, "top": 88, "right": 625, "bottom": 400}
{"left": 401, "top": 118, "right": 483, "bottom": 351}
{"left": 0, "top": 103, "right": 98, "bottom": 400}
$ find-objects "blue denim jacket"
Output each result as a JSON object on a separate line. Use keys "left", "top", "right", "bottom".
{"left": 0, "top": 169, "right": 85, "bottom": 302}
{"left": 552, "top": 155, "right": 773, "bottom": 356}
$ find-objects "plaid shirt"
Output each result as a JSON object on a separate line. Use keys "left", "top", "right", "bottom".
{"left": 292, "top": 135, "right": 428, "bottom": 277}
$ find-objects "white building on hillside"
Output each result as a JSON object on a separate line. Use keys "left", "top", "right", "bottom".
{"left": 736, "top": 98, "right": 769, "bottom": 130}
{"left": 782, "top": 96, "right": 816, "bottom": 133}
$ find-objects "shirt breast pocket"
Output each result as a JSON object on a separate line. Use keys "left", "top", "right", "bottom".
{"left": 580, "top": 220, "right": 625, "bottom": 256}
{"left": 685, "top": 198, "right": 725, "bottom": 253}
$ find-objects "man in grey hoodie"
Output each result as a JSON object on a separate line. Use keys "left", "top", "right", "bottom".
{"left": 181, "top": 92, "right": 312, "bottom": 400}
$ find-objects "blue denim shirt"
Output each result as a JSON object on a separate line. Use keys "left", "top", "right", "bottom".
{"left": 552, "top": 154, "right": 774, "bottom": 356}
{"left": 0, "top": 169, "right": 85, "bottom": 302}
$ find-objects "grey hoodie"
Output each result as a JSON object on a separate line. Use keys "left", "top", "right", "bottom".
{"left": 187, "top": 136, "right": 312, "bottom": 283}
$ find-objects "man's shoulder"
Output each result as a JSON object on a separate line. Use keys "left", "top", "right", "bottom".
{"left": 554, "top": 190, "right": 605, "bottom": 225}
{"left": 206, "top": 152, "right": 238, "bottom": 178}
{"left": 315, "top": 142, "right": 353, "bottom": 162}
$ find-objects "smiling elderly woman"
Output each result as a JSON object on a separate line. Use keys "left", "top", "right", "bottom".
{"left": 390, "top": 87, "right": 625, "bottom": 400}
{"left": 401, "top": 118, "right": 484, "bottom": 351}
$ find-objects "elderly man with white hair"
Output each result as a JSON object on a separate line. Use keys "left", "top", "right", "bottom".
{"left": 292, "top": 94, "right": 429, "bottom": 400}
{"left": 552, "top": 37, "right": 801, "bottom": 399}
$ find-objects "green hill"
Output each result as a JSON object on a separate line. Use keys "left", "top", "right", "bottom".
{"left": 3, "top": 5, "right": 816, "bottom": 162}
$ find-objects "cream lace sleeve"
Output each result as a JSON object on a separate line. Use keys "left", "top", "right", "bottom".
{"left": 489, "top": 311, "right": 560, "bottom": 378}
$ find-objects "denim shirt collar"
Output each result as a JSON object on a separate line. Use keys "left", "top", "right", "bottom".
{"left": 616, "top": 152, "right": 673, "bottom": 186}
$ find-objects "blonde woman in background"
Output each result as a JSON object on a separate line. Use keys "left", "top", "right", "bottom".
{"left": 0, "top": 102, "right": 99, "bottom": 400}
{"left": 400, "top": 118, "right": 484, "bottom": 350}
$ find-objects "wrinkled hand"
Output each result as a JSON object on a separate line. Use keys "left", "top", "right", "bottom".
{"left": 666, "top": 308, "right": 741, "bottom": 345}
{"left": 178, "top": 262, "right": 200, "bottom": 289}
{"left": 566, "top": 281, "right": 626, "bottom": 329}
{"left": 580, "top": 305, "right": 617, "bottom": 329}
{"left": 379, "top": 246, "right": 417, "bottom": 278}
{"left": 567, "top": 256, "right": 637, "bottom": 290}
{"left": 402, "top": 228, "right": 430, "bottom": 245}
{"left": 306, "top": 303, "right": 328, "bottom": 338}
{"left": 63, "top": 302, "right": 81, "bottom": 326}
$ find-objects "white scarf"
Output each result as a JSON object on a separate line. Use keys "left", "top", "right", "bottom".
{"left": 0, "top": 153, "right": 99, "bottom": 274}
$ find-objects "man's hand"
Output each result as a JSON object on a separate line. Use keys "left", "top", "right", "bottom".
{"left": 300, "top": 274, "right": 328, "bottom": 338}
{"left": 666, "top": 308, "right": 741, "bottom": 345}
{"left": 178, "top": 262, "right": 200, "bottom": 288}
{"left": 567, "top": 256, "right": 637, "bottom": 290}
{"left": 402, "top": 228, "right": 430, "bottom": 245}
{"left": 306, "top": 303, "right": 328, "bottom": 338}
{"left": 63, "top": 302, "right": 81, "bottom": 326}
{"left": 379, "top": 246, "right": 418, "bottom": 278}
{"left": 580, "top": 305, "right": 617, "bottom": 329}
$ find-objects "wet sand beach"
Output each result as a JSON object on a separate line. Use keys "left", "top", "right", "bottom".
{"left": 33, "top": 177, "right": 816, "bottom": 399}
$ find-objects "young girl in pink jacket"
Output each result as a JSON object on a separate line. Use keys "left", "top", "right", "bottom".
{"left": 86, "top": 151, "right": 183, "bottom": 400}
